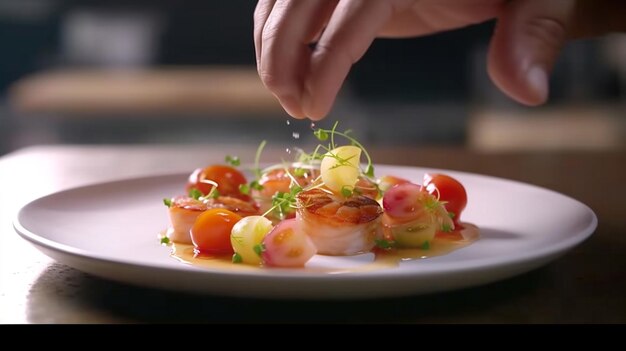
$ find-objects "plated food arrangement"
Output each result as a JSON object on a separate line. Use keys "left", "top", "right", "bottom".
{"left": 162, "top": 123, "right": 479, "bottom": 270}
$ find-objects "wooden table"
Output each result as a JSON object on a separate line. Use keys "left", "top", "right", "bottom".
{"left": 1, "top": 145, "right": 624, "bottom": 323}
{"left": 9, "top": 67, "right": 283, "bottom": 116}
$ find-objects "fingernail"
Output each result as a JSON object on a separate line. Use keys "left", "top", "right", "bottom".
{"left": 526, "top": 65, "right": 548, "bottom": 104}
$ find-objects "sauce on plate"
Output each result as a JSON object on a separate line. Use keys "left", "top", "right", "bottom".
{"left": 167, "top": 223, "right": 479, "bottom": 273}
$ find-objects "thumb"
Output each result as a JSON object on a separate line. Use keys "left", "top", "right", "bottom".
{"left": 487, "top": 0, "right": 574, "bottom": 106}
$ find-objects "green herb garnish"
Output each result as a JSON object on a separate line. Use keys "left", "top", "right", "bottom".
{"left": 267, "top": 191, "right": 296, "bottom": 219}
{"left": 163, "top": 198, "right": 172, "bottom": 207}
{"left": 314, "top": 129, "right": 328, "bottom": 141}
{"left": 225, "top": 155, "right": 240, "bottom": 167}
{"left": 189, "top": 188, "right": 203, "bottom": 200}
{"left": 311, "top": 121, "right": 375, "bottom": 180}
{"left": 240, "top": 179, "right": 263, "bottom": 195}
{"left": 290, "top": 184, "right": 302, "bottom": 196}
{"left": 421, "top": 241, "right": 430, "bottom": 250}
{"left": 340, "top": 185, "right": 354, "bottom": 198}
{"left": 251, "top": 180, "right": 263, "bottom": 191}
{"left": 232, "top": 252, "right": 243, "bottom": 263}
{"left": 207, "top": 188, "right": 220, "bottom": 199}
{"left": 252, "top": 140, "right": 267, "bottom": 179}
{"left": 160, "top": 236, "right": 170, "bottom": 245}
{"left": 239, "top": 183, "right": 250, "bottom": 195}
{"left": 253, "top": 243, "right": 265, "bottom": 257}
{"left": 375, "top": 239, "right": 395, "bottom": 249}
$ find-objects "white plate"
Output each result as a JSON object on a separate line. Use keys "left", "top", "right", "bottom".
{"left": 13, "top": 165, "right": 597, "bottom": 299}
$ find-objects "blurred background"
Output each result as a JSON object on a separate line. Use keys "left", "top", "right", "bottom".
{"left": 1, "top": 0, "right": 625, "bottom": 156}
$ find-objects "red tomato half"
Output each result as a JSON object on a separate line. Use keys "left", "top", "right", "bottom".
{"left": 190, "top": 208, "right": 242, "bottom": 254}
{"left": 186, "top": 165, "right": 249, "bottom": 200}
{"left": 423, "top": 173, "right": 467, "bottom": 226}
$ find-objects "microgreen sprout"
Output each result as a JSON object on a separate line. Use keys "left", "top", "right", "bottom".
{"left": 265, "top": 191, "right": 297, "bottom": 220}
{"left": 197, "top": 179, "right": 220, "bottom": 199}
{"left": 188, "top": 188, "right": 203, "bottom": 200}
{"left": 251, "top": 180, "right": 263, "bottom": 191}
{"left": 253, "top": 243, "right": 265, "bottom": 257}
{"left": 232, "top": 252, "right": 243, "bottom": 263}
{"left": 293, "top": 168, "right": 306, "bottom": 177}
{"left": 340, "top": 185, "right": 354, "bottom": 198}
{"left": 240, "top": 180, "right": 264, "bottom": 195}
{"left": 311, "top": 121, "right": 375, "bottom": 179}
{"left": 239, "top": 141, "right": 268, "bottom": 195}
{"left": 253, "top": 140, "right": 267, "bottom": 179}
{"left": 423, "top": 194, "right": 446, "bottom": 213}
{"left": 421, "top": 241, "right": 431, "bottom": 250}
{"left": 207, "top": 188, "right": 220, "bottom": 199}
{"left": 160, "top": 236, "right": 170, "bottom": 245}
{"left": 163, "top": 198, "right": 172, "bottom": 207}
{"left": 225, "top": 155, "right": 240, "bottom": 167}
{"left": 239, "top": 183, "right": 250, "bottom": 195}
{"left": 375, "top": 239, "right": 395, "bottom": 249}
{"left": 314, "top": 129, "right": 328, "bottom": 141}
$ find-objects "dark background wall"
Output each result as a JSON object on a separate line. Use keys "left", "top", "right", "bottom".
{"left": 0, "top": 0, "right": 623, "bottom": 154}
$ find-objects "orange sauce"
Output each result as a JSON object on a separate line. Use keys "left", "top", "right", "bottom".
{"left": 166, "top": 223, "right": 479, "bottom": 274}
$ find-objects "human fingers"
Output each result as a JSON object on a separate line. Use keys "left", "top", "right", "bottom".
{"left": 302, "top": 0, "right": 415, "bottom": 120}
{"left": 253, "top": 0, "right": 276, "bottom": 68}
{"left": 379, "top": 0, "right": 503, "bottom": 38}
{"left": 487, "top": 0, "right": 573, "bottom": 106}
{"left": 257, "top": 0, "right": 338, "bottom": 118}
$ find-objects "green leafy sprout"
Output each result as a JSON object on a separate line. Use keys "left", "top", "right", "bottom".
{"left": 225, "top": 155, "right": 240, "bottom": 167}
{"left": 311, "top": 121, "right": 375, "bottom": 178}
{"left": 239, "top": 140, "right": 268, "bottom": 196}
{"left": 167, "top": 122, "right": 379, "bottom": 220}
{"left": 188, "top": 188, "right": 203, "bottom": 200}
{"left": 340, "top": 185, "right": 354, "bottom": 198}
{"left": 253, "top": 243, "right": 265, "bottom": 257}
{"left": 375, "top": 239, "right": 395, "bottom": 249}
{"left": 253, "top": 140, "right": 267, "bottom": 179}
{"left": 259, "top": 121, "right": 378, "bottom": 215}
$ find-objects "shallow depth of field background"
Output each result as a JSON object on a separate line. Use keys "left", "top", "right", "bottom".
{"left": 1, "top": 0, "right": 625, "bottom": 155}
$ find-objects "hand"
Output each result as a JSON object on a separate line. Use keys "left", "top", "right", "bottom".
{"left": 254, "top": 0, "right": 626, "bottom": 120}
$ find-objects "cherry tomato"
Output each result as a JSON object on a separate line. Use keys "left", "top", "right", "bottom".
{"left": 257, "top": 168, "right": 319, "bottom": 197}
{"left": 190, "top": 208, "right": 242, "bottom": 254}
{"left": 186, "top": 165, "right": 249, "bottom": 200}
{"left": 423, "top": 173, "right": 467, "bottom": 225}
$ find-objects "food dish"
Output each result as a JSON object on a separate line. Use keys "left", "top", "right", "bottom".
{"left": 167, "top": 164, "right": 471, "bottom": 269}
{"left": 14, "top": 165, "right": 597, "bottom": 299}
{"left": 164, "top": 126, "right": 474, "bottom": 270}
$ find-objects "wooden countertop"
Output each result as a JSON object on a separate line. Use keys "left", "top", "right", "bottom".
{"left": 9, "top": 67, "right": 283, "bottom": 116}
{"left": 1, "top": 145, "right": 624, "bottom": 323}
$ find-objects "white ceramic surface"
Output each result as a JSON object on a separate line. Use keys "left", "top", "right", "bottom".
{"left": 13, "top": 166, "right": 597, "bottom": 299}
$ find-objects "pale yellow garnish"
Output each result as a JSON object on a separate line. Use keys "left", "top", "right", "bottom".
{"left": 320, "top": 145, "right": 361, "bottom": 194}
